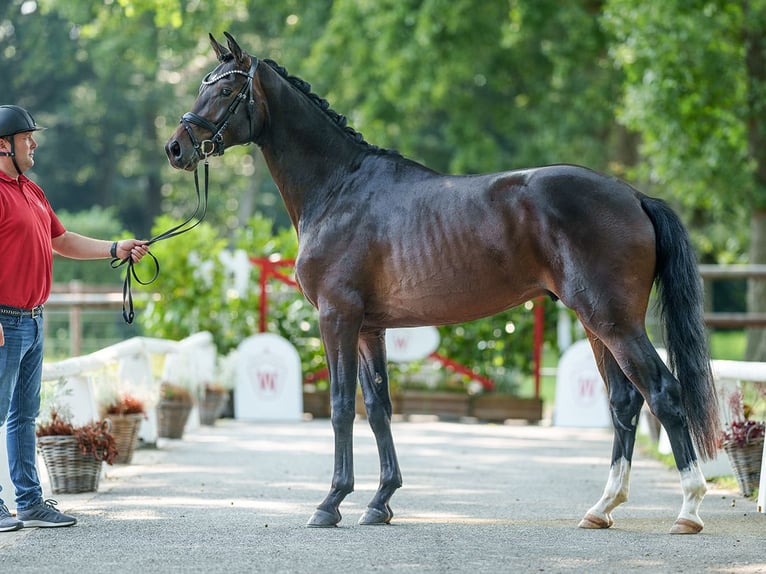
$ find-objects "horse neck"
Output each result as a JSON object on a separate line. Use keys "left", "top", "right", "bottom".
{"left": 255, "top": 64, "right": 369, "bottom": 228}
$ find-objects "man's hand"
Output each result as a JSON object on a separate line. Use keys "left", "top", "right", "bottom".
{"left": 116, "top": 239, "right": 150, "bottom": 263}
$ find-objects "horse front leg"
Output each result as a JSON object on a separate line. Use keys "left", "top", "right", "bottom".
{"left": 306, "top": 306, "right": 362, "bottom": 528}
{"left": 580, "top": 337, "right": 644, "bottom": 530}
{"left": 357, "top": 329, "right": 402, "bottom": 525}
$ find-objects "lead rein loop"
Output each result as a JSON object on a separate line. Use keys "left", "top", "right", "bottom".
{"left": 112, "top": 160, "right": 210, "bottom": 324}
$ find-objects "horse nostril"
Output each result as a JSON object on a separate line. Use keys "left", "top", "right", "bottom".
{"left": 165, "top": 140, "right": 181, "bottom": 160}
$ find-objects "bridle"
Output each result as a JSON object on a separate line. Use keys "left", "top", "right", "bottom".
{"left": 180, "top": 57, "right": 260, "bottom": 159}
{"left": 112, "top": 57, "right": 260, "bottom": 324}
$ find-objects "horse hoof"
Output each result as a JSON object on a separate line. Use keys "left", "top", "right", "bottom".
{"left": 578, "top": 513, "right": 612, "bottom": 529}
{"left": 670, "top": 518, "right": 703, "bottom": 535}
{"left": 306, "top": 508, "right": 341, "bottom": 528}
{"left": 358, "top": 506, "right": 392, "bottom": 525}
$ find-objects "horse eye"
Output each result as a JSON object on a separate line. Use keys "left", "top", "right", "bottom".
{"left": 221, "top": 88, "right": 233, "bottom": 97}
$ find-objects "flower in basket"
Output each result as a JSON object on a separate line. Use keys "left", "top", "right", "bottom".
{"left": 720, "top": 387, "right": 766, "bottom": 448}
{"left": 36, "top": 409, "right": 118, "bottom": 465}
{"left": 159, "top": 382, "right": 194, "bottom": 405}
{"left": 157, "top": 382, "right": 194, "bottom": 439}
{"left": 720, "top": 419, "right": 766, "bottom": 448}
{"left": 100, "top": 393, "right": 148, "bottom": 464}
{"left": 104, "top": 393, "right": 147, "bottom": 418}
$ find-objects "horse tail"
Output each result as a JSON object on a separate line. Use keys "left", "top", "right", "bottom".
{"left": 639, "top": 194, "right": 720, "bottom": 460}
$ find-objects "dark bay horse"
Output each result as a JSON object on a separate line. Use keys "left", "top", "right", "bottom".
{"left": 165, "top": 33, "right": 720, "bottom": 534}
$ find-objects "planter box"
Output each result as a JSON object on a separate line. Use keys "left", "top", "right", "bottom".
{"left": 303, "top": 391, "right": 331, "bottom": 418}
{"left": 305, "top": 389, "right": 543, "bottom": 424}
{"left": 470, "top": 395, "right": 543, "bottom": 423}
{"left": 397, "top": 391, "right": 470, "bottom": 419}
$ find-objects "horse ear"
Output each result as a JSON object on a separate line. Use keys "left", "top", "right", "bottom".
{"left": 209, "top": 33, "right": 230, "bottom": 62}
{"left": 223, "top": 31, "right": 250, "bottom": 66}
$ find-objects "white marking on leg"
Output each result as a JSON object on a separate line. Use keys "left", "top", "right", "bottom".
{"left": 677, "top": 462, "right": 706, "bottom": 527}
{"left": 584, "top": 457, "right": 631, "bottom": 526}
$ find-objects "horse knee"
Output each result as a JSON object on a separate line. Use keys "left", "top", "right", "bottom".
{"left": 330, "top": 397, "right": 356, "bottom": 428}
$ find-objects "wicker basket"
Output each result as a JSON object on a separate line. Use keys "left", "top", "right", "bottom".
{"left": 723, "top": 436, "right": 764, "bottom": 497}
{"left": 157, "top": 401, "right": 192, "bottom": 439}
{"left": 37, "top": 435, "right": 102, "bottom": 494}
{"left": 107, "top": 413, "right": 144, "bottom": 464}
{"left": 199, "top": 389, "right": 227, "bottom": 426}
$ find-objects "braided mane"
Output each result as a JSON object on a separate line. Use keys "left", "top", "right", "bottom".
{"left": 263, "top": 59, "right": 400, "bottom": 157}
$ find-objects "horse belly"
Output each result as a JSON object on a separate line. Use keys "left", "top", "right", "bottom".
{"left": 366, "top": 245, "right": 539, "bottom": 328}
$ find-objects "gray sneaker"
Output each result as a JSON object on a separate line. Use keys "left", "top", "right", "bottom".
{"left": 17, "top": 499, "right": 77, "bottom": 528}
{"left": 0, "top": 503, "right": 23, "bottom": 532}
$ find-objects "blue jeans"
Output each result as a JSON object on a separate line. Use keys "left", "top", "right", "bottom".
{"left": 0, "top": 313, "right": 44, "bottom": 510}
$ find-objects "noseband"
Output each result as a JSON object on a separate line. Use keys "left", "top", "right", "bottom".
{"left": 180, "top": 58, "right": 260, "bottom": 159}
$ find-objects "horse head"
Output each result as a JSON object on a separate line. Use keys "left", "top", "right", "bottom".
{"left": 165, "top": 32, "right": 267, "bottom": 171}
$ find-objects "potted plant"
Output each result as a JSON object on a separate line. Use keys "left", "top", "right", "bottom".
{"left": 199, "top": 351, "right": 235, "bottom": 425}
{"left": 720, "top": 388, "right": 765, "bottom": 497}
{"left": 36, "top": 409, "right": 118, "bottom": 494}
{"left": 102, "top": 393, "right": 146, "bottom": 464}
{"left": 157, "top": 382, "right": 194, "bottom": 439}
{"left": 199, "top": 382, "right": 229, "bottom": 425}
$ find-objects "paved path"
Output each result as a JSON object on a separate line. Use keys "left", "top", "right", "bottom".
{"left": 0, "top": 418, "right": 764, "bottom": 573}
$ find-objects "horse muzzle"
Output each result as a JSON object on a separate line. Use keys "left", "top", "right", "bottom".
{"left": 165, "top": 131, "right": 200, "bottom": 171}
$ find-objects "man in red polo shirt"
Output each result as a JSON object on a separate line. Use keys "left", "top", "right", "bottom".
{"left": 0, "top": 105, "right": 148, "bottom": 531}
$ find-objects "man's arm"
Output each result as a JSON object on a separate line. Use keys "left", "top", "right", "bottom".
{"left": 51, "top": 231, "right": 148, "bottom": 262}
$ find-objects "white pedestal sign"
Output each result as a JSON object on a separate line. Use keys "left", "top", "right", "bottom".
{"left": 235, "top": 333, "right": 303, "bottom": 421}
{"left": 553, "top": 339, "right": 611, "bottom": 428}
{"left": 385, "top": 326, "right": 440, "bottom": 362}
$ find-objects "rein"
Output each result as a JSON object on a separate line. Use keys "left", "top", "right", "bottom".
{"left": 111, "top": 162, "right": 210, "bottom": 324}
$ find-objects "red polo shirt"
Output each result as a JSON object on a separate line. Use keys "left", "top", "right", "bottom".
{"left": 0, "top": 170, "right": 66, "bottom": 309}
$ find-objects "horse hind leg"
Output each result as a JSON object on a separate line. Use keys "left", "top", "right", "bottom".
{"left": 606, "top": 334, "right": 707, "bottom": 534}
{"left": 579, "top": 335, "right": 644, "bottom": 530}
{"left": 642, "top": 356, "right": 707, "bottom": 534}
{"left": 357, "top": 330, "right": 403, "bottom": 525}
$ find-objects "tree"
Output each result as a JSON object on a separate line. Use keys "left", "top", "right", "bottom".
{"left": 604, "top": 0, "right": 766, "bottom": 358}
{"left": 304, "top": 0, "right": 624, "bottom": 175}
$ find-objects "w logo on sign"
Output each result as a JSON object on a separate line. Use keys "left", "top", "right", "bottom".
{"left": 392, "top": 334, "right": 410, "bottom": 351}
{"left": 253, "top": 364, "right": 282, "bottom": 400}
{"left": 577, "top": 377, "right": 598, "bottom": 400}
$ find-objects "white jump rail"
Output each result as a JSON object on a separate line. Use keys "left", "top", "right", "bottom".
{"left": 0, "top": 332, "right": 216, "bottom": 503}
{"left": 711, "top": 359, "right": 766, "bottom": 513}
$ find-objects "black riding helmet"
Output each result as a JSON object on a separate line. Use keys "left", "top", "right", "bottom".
{"left": 0, "top": 105, "right": 46, "bottom": 175}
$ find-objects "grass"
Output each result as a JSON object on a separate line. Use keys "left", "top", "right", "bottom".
{"left": 709, "top": 330, "right": 748, "bottom": 361}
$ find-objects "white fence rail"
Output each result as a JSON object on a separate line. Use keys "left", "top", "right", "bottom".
{"left": 0, "top": 332, "right": 216, "bottom": 501}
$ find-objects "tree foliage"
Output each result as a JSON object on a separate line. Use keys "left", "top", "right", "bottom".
{"left": 4, "top": 0, "right": 766, "bottom": 368}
